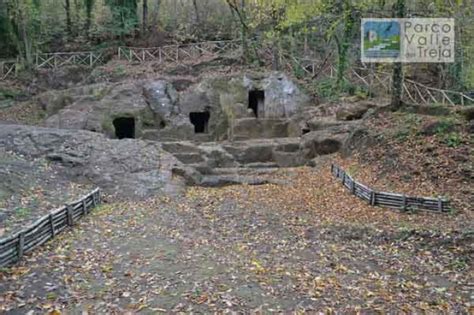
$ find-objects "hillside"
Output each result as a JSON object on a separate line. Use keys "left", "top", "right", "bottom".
{"left": 0, "top": 0, "right": 473, "bottom": 313}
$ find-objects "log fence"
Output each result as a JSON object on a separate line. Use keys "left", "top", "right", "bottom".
{"left": 1, "top": 40, "right": 472, "bottom": 106}
{"left": 331, "top": 165, "right": 450, "bottom": 213}
{"left": 118, "top": 40, "right": 242, "bottom": 63}
{"left": 278, "top": 50, "right": 473, "bottom": 106}
{"left": 0, "top": 188, "right": 101, "bottom": 267}
{"left": 35, "top": 51, "right": 105, "bottom": 69}
{"left": 0, "top": 60, "right": 16, "bottom": 80}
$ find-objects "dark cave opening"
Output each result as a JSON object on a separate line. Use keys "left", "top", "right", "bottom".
{"left": 113, "top": 117, "right": 135, "bottom": 139}
{"left": 248, "top": 90, "right": 265, "bottom": 118}
{"left": 189, "top": 111, "right": 210, "bottom": 133}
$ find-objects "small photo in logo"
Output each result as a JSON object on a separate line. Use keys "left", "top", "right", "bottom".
{"left": 362, "top": 20, "right": 400, "bottom": 60}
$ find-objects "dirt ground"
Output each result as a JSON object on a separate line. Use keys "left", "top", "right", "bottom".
{"left": 1, "top": 161, "right": 472, "bottom": 313}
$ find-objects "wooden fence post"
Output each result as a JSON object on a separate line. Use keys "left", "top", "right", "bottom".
{"left": 66, "top": 205, "right": 74, "bottom": 226}
{"left": 402, "top": 195, "right": 407, "bottom": 211}
{"left": 82, "top": 198, "right": 87, "bottom": 215}
{"left": 351, "top": 180, "right": 356, "bottom": 195}
{"left": 437, "top": 196, "right": 443, "bottom": 212}
{"left": 18, "top": 232, "right": 25, "bottom": 260}
{"left": 370, "top": 191, "right": 376, "bottom": 206}
{"left": 49, "top": 213, "right": 56, "bottom": 238}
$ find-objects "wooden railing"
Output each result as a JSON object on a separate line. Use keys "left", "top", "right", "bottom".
{"left": 0, "top": 60, "right": 16, "bottom": 80}
{"left": 331, "top": 165, "right": 450, "bottom": 213}
{"left": 0, "top": 188, "right": 101, "bottom": 267}
{"left": 281, "top": 52, "right": 473, "bottom": 106}
{"left": 1, "top": 40, "right": 472, "bottom": 106}
{"left": 35, "top": 51, "right": 105, "bottom": 69}
{"left": 118, "top": 40, "right": 241, "bottom": 63}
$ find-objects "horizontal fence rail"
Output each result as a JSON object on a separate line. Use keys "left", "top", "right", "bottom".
{"left": 118, "top": 40, "right": 242, "bottom": 64}
{"left": 331, "top": 165, "right": 450, "bottom": 213}
{"left": 0, "top": 188, "right": 101, "bottom": 267}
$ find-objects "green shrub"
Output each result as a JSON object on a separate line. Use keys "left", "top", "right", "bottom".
{"left": 434, "top": 118, "right": 456, "bottom": 135}
{"left": 443, "top": 132, "right": 463, "bottom": 147}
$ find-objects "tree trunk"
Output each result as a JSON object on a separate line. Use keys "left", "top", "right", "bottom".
{"left": 335, "top": 1, "right": 354, "bottom": 92}
{"left": 391, "top": 0, "right": 405, "bottom": 109}
{"left": 225, "top": 0, "right": 249, "bottom": 62}
{"left": 65, "top": 0, "right": 72, "bottom": 36}
{"left": 240, "top": 0, "right": 248, "bottom": 61}
{"left": 192, "top": 0, "right": 199, "bottom": 25}
{"left": 84, "top": 0, "right": 94, "bottom": 37}
{"left": 142, "top": 0, "right": 148, "bottom": 35}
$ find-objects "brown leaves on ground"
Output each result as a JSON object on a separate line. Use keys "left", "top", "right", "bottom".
{"left": 344, "top": 110, "right": 473, "bottom": 213}
{"left": 1, "top": 157, "right": 471, "bottom": 313}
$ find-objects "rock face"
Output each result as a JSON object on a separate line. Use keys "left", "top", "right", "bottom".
{"left": 0, "top": 124, "right": 187, "bottom": 198}
{"left": 335, "top": 102, "right": 375, "bottom": 121}
{"left": 41, "top": 71, "right": 311, "bottom": 142}
{"left": 142, "top": 80, "right": 179, "bottom": 122}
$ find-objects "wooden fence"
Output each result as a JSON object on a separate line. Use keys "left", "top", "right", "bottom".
{"left": 278, "top": 51, "right": 473, "bottom": 106}
{"left": 118, "top": 40, "right": 242, "bottom": 63}
{"left": 35, "top": 51, "right": 105, "bottom": 69}
{"left": 331, "top": 165, "right": 450, "bottom": 213}
{"left": 0, "top": 188, "right": 101, "bottom": 267}
{"left": 0, "top": 60, "right": 16, "bottom": 80}
{"left": 2, "top": 40, "right": 472, "bottom": 106}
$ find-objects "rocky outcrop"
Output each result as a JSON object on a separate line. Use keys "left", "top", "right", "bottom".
{"left": 231, "top": 118, "right": 293, "bottom": 140}
{"left": 143, "top": 80, "right": 179, "bottom": 122}
{"left": 40, "top": 71, "right": 312, "bottom": 142}
{"left": 0, "top": 124, "right": 188, "bottom": 198}
{"left": 335, "top": 102, "right": 375, "bottom": 121}
{"left": 300, "top": 130, "right": 347, "bottom": 158}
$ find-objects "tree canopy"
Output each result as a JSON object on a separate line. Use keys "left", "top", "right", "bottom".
{"left": 0, "top": 0, "right": 472, "bottom": 91}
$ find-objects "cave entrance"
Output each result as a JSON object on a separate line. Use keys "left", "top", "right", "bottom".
{"left": 248, "top": 90, "right": 264, "bottom": 118}
{"left": 113, "top": 117, "right": 135, "bottom": 139}
{"left": 189, "top": 111, "right": 210, "bottom": 133}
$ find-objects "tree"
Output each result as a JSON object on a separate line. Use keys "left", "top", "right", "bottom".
{"left": 105, "top": 0, "right": 138, "bottom": 38}
{"left": 65, "top": 0, "right": 72, "bottom": 36}
{"left": 142, "top": 0, "right": 147, "bottom": 35}
{"left": 0, "top": 0, "right": 17, "bottom": 58}
{"left": 8, "top": 0, "right": 41, "bottom": 66}
{"left": 192, "top": 0, "right": 199, "bottom": 26}
{"left": 84, "top": 0, "right": 94, "bottom": 36}
{"left": 226, "top": 0, "right": 249, "bottom": 60}
{"left": 391, "top": 0, "right": 405, "bottom": 109}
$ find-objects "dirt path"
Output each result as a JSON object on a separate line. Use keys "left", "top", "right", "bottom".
{"left": 1, "top": 165, "right": 472, "bottom": 313}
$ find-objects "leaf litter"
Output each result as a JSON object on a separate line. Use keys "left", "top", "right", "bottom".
{"left": 1, "top": 109, "right": 473, "bottom": 314}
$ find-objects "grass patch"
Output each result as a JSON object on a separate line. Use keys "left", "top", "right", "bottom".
{"left": 14, "top": 207, "right": 31, "bottom": 218}
{"left": 92, "top": 204, "right": 116, "bottom": 216}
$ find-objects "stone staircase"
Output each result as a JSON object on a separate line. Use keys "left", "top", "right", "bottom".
{"left": 162, "top": 138, "right": 303, "bottom": 187}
